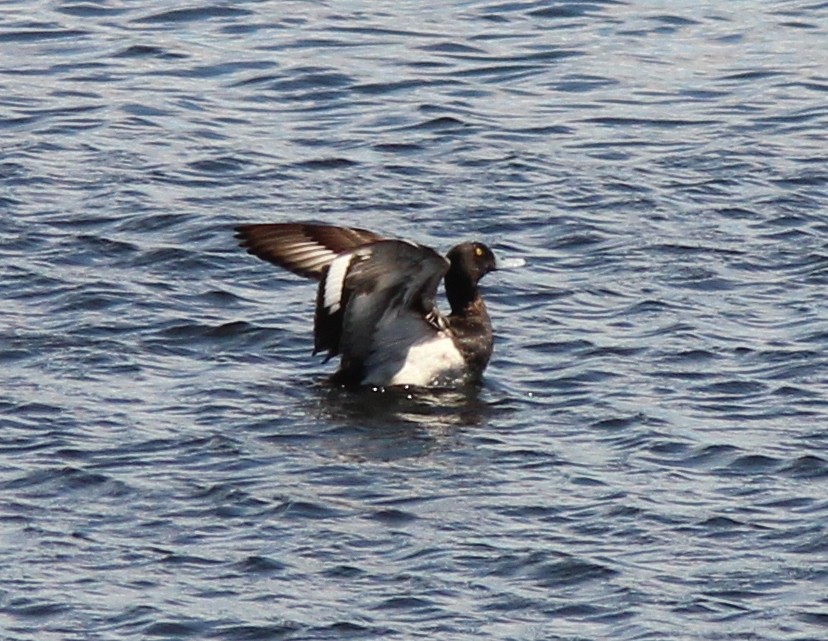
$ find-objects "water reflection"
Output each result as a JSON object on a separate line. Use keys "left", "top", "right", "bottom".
{"left": 304, "top": 383, "right": 497, "bottom": 460}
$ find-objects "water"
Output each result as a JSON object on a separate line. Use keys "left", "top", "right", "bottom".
{"left": 2, "top": 1, "right": 828, "bottom": 639}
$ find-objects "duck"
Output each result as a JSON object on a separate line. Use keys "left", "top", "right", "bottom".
{"left": 235, "top": 222, "right": 498, "bottom": 388}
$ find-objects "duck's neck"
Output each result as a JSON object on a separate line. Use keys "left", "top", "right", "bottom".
{"left": 445, "top": 268, "right": 479, "bottom": 316}
{"left": 444, "top": 272, "right": 493, "bottom": 378}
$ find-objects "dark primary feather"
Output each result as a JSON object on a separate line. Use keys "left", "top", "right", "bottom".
{"left": 234, "top": 223, "right": 384, "bottom": 280}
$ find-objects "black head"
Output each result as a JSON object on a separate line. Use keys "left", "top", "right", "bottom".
{"left": 444, "top": 242, "right": 496, "bottom": 314}
{"left": 447, "top": 242, "right": 496, "bottom": 284}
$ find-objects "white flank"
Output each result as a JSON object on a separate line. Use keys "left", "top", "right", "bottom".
{"left": 362, "top": 312, "right": 466, "bottom": 387}
{"left": 324, "top": 253, "right": 352, "bottom": 313}
{"left": 387, "top": 334, "right": 466, "bottom": 387}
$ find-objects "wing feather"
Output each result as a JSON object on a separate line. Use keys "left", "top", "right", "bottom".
{"left": 235, "top": 222, "right": 384, "bottom": 280}
{"left": 236, "top": 224, "right": 452, "bottom": 383}
{"left": 336, "top": 241, "right": 449, "bottom": 369}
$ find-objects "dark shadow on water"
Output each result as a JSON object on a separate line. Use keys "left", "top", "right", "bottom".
{"left": 295, "top": 382, "right": 510, "bottom": 461}
{"left": 316, "top": 382, "right": 494, "bottom": 429}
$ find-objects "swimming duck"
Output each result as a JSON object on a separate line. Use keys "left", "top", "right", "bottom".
{"left": 235, "top": 223, "right": 498, "bottom": 388}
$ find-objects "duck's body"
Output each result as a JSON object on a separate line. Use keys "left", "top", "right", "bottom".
{"left": 235, "top": 223, "right": 497, "bottom": 388}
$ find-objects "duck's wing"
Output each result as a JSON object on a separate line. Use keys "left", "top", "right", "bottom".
{"left": 317, "top": 240, "right": 450, "bottom": 366}
{"left": 234, "top": 223, "right": 384, "bottom": 281}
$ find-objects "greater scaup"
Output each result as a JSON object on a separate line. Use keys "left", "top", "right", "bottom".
{"left": 235, "top": 223, "right": 498, "bottom": 388}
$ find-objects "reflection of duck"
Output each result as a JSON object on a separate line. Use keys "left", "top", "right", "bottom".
{"left": 321, "top": 383, "right": 490, "bottom": 427}
{"left": 235, "top": 223, "right": 497, "bottom": 388}
{"left": 295, "top": 384, "right": 494, "bottom": 461}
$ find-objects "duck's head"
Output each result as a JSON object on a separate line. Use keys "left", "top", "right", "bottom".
{"left": 446, "top": 242, "right": 497, "bottom": 285}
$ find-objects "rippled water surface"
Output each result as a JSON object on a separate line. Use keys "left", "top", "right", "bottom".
{"left": 3, "top": 1, "right": 828, "bottom": 639}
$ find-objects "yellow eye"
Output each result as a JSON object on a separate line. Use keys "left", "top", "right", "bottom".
{"left": 475, "top": 246, "right": 484, "bottom": 257}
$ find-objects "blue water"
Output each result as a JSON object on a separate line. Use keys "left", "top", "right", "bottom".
{"left": 2, "top": 1, "right": 828, "bottom": 639}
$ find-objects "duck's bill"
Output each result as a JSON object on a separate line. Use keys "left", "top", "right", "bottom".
{"left": 496, "top": 257, "right": 526, "bottom": 269}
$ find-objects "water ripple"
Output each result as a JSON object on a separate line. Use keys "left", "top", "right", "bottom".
{"left": 2, "top": 0, "right": 828, "bottom": 639}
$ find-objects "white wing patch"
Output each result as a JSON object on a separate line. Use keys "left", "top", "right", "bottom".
{"left": 278, "top": 241, "right": 339, "bottom": 274}
{"left": 324, "top": 253, "right": 353, "bottom": 314}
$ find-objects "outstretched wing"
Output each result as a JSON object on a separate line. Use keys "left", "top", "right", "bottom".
{"left": 234, "top": 222, "right": 384, "bottom": 281}
{"left": 317, "top": 240, "right": 450, "bottom": 365}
